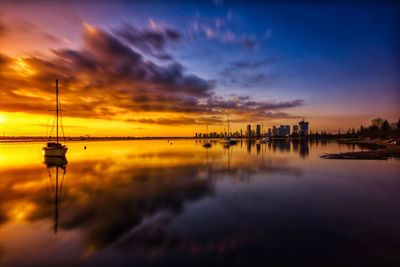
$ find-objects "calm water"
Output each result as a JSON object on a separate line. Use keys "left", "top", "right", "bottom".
{"left": 0, "top": 140, "right": 399, "bottom": 267}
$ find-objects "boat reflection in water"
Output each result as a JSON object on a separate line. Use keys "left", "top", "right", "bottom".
{"left": 43, "top": 156, "right": 68, "bottom": 234}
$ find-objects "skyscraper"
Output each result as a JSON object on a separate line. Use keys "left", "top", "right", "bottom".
{"left": 299, "top": 119, "right": 309, "bottom": 135}
{"left": 284, "top": 125, "right": 290, "bottom": 136}
{"left": 247, "top": 124, "right": 251, "bottom": 138}
{"left": 256, "top": 124, "right": 261, "bottom": 138}
{"left": 278, "top": 125, "right": 285, "bottom": 136}
{"left": 293, "top": 125, "right": 299, "bottom": 135}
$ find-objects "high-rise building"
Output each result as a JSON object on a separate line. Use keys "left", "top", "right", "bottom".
{"left": 247, "top": 124, "right": 251, "bottom": 138}
{"left": 284, "top": 125, "right": 290, "bottom": 136}
{"left": 278, "top": 125, "right": 285, "bottom": 136}
{"left": 256, "top": 124, "right": 261, "bottom": 138}
{"left": 272, "top": 126, "right": 277, "bottom": 136}
{"left": 276, "top": 125, "right": 290, "bottom": 136}
{"left": 299, "top": 119, "right": 309, "bottom": 135}
{"left": 267, "top": 128, "right": 272, "bottom": 137}
{"left": 292, "top": 125, "right": 299, "bottom": 135}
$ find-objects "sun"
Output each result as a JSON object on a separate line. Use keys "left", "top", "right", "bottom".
{"left": 0, "top": 114, "right": 6, "bottom": 124}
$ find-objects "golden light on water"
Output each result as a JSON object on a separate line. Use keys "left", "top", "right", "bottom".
{"left": 9, "top": 203, "right": 36, "bottom": 222}
{"left": 0, "top": 139, "right": 399, "bottom": 266}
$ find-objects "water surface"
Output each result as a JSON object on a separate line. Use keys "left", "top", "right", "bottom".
{"left": 0, "top": 140, "right": 399, "bottom": 266}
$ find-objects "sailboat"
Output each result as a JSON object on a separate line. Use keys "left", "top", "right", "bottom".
{"left": 220, "top": 113, "right": 237, "bottom": 146}
{"left": 42, "top": 80, "right": 68, "bottom": 157}
{"left": 256, "top": 123, "right": 268, "bottom": 144}
{"left": 203, "top": 125, "right": 212, "bottom": 148}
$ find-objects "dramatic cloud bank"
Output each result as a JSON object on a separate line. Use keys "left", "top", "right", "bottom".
{"left": 0, "top": 23, "right": 303, "bottom": 125}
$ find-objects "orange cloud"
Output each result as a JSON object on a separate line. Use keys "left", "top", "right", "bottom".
{"left": 0, "top": 23, "right": 303, "bottom": 133}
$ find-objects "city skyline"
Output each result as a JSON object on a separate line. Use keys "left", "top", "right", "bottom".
{"left": 195, "top": 119, "right": 309, "bottom": 138}
{"left": 0, "top": 1, "right": 399, "bottom": 136}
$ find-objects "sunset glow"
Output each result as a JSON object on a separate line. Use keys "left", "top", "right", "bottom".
{"left": 0, "top": 1, "right": 399, "bottom": 137}
{"left": 0, "top": 114, "right": 6, "bottom": 124}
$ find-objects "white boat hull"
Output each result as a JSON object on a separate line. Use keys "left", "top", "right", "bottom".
{"left": 42, "top": 147, "right": 68, "bottom": 157}
{"left": 220, "top": 139, "right": 237, "bottom": 146}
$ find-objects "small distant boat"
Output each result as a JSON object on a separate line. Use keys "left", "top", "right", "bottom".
{"left": 43, "top": 142, "right": 68, "bottom": 157}
{"left": 203, "top": 125, "right": 212, "bottom": 148}
{"left": 220, "top": 114, "right": 237, "bottom": 147}
{"left": 42, "top": 80, "right": 68, "bottom": 157}
{"left": 256, "top": 137, "right": 268, "bottom": 144}
{"left": 220, "top": 137, "right": 237, "bottom": 146}
{"left": 203, "top": 142, "right": 212, "bottom": 148}
{"left": 256, "top": 123, "right": 269, "bottom": 144}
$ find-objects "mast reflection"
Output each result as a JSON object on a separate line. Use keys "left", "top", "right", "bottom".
{"left": 43, "top": 156, "right": 68, "bottom": 234}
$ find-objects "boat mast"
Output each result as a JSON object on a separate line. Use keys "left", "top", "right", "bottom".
{"left": 56, "top": 79, "right": 59, "bottom": 144}
{"left": 227, "top": 113, "right": 230, "bottom": 137}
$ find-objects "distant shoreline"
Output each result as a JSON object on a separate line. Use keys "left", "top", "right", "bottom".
{"left": 0, "top": 136, "right": 193, "bottom": 143}
{"left": 321, "top": 139, "right": 400, "bottom": 160}
{"left": 0, "top": 136, "right": 326, "bottom": 143}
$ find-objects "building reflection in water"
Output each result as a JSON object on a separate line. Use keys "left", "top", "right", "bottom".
{"left": 241, "top": 139, "right": 313, "bottom": 159}
{"left": 298, "top": 139, "right": 309, "bottom": 158}
{"left": 247, "top": 139, "right": 251, "bottom": 154}
{"left": 268, "top": 139, "right": 290, "bottom": 153}
{"left": 43, "top": 156, "right": 68, "bottom": 234}
{"left": 292, "top": 139, "right": 299, "bottom": 153}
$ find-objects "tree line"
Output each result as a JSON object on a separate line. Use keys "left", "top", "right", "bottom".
{"left": 336, "top": 117, "right": 400, "bottom": 139}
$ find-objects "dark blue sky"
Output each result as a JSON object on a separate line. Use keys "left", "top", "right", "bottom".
{"left": 106, "top": 1, "right": 399, "bottom": 114}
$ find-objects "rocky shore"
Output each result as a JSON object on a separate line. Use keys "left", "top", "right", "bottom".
{"left": 321, "top": 139, "right": 400, "bottom": 160}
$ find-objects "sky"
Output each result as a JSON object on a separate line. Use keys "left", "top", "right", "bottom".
{"left": 0, "top": 0, "right": 399, "bottom": 136}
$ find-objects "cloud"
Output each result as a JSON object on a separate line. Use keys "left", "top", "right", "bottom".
{"left": 207, "top": 95, "right": 303, "bottom": 117}
{"left": 0, "top": 25, "right": 213, "bottom": 116}
{"left": 220, "top": 58, "right": 276, "bottom": 87}
{"left": 0, "top": 23, "right": 303, "bottom": 125}
{"left": 127, "top": 115, "right": 225, "bottom": 126}
{"left": 221, "top": 58, "right": 275, "bottom": 76}
{"left": 188, "top": 14, "right": 258, "bottom": 49}
{"left": 0, "top": 17, "right": 63, "bottom": 47}
{"left": 238, "top": 36, "right": 257, "bottom": 49}
{"left": 116, "top": 23, "right": 181, "bottom": 60}
{"left": 0, "top": 53, "right": 9, "bottom": 65}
